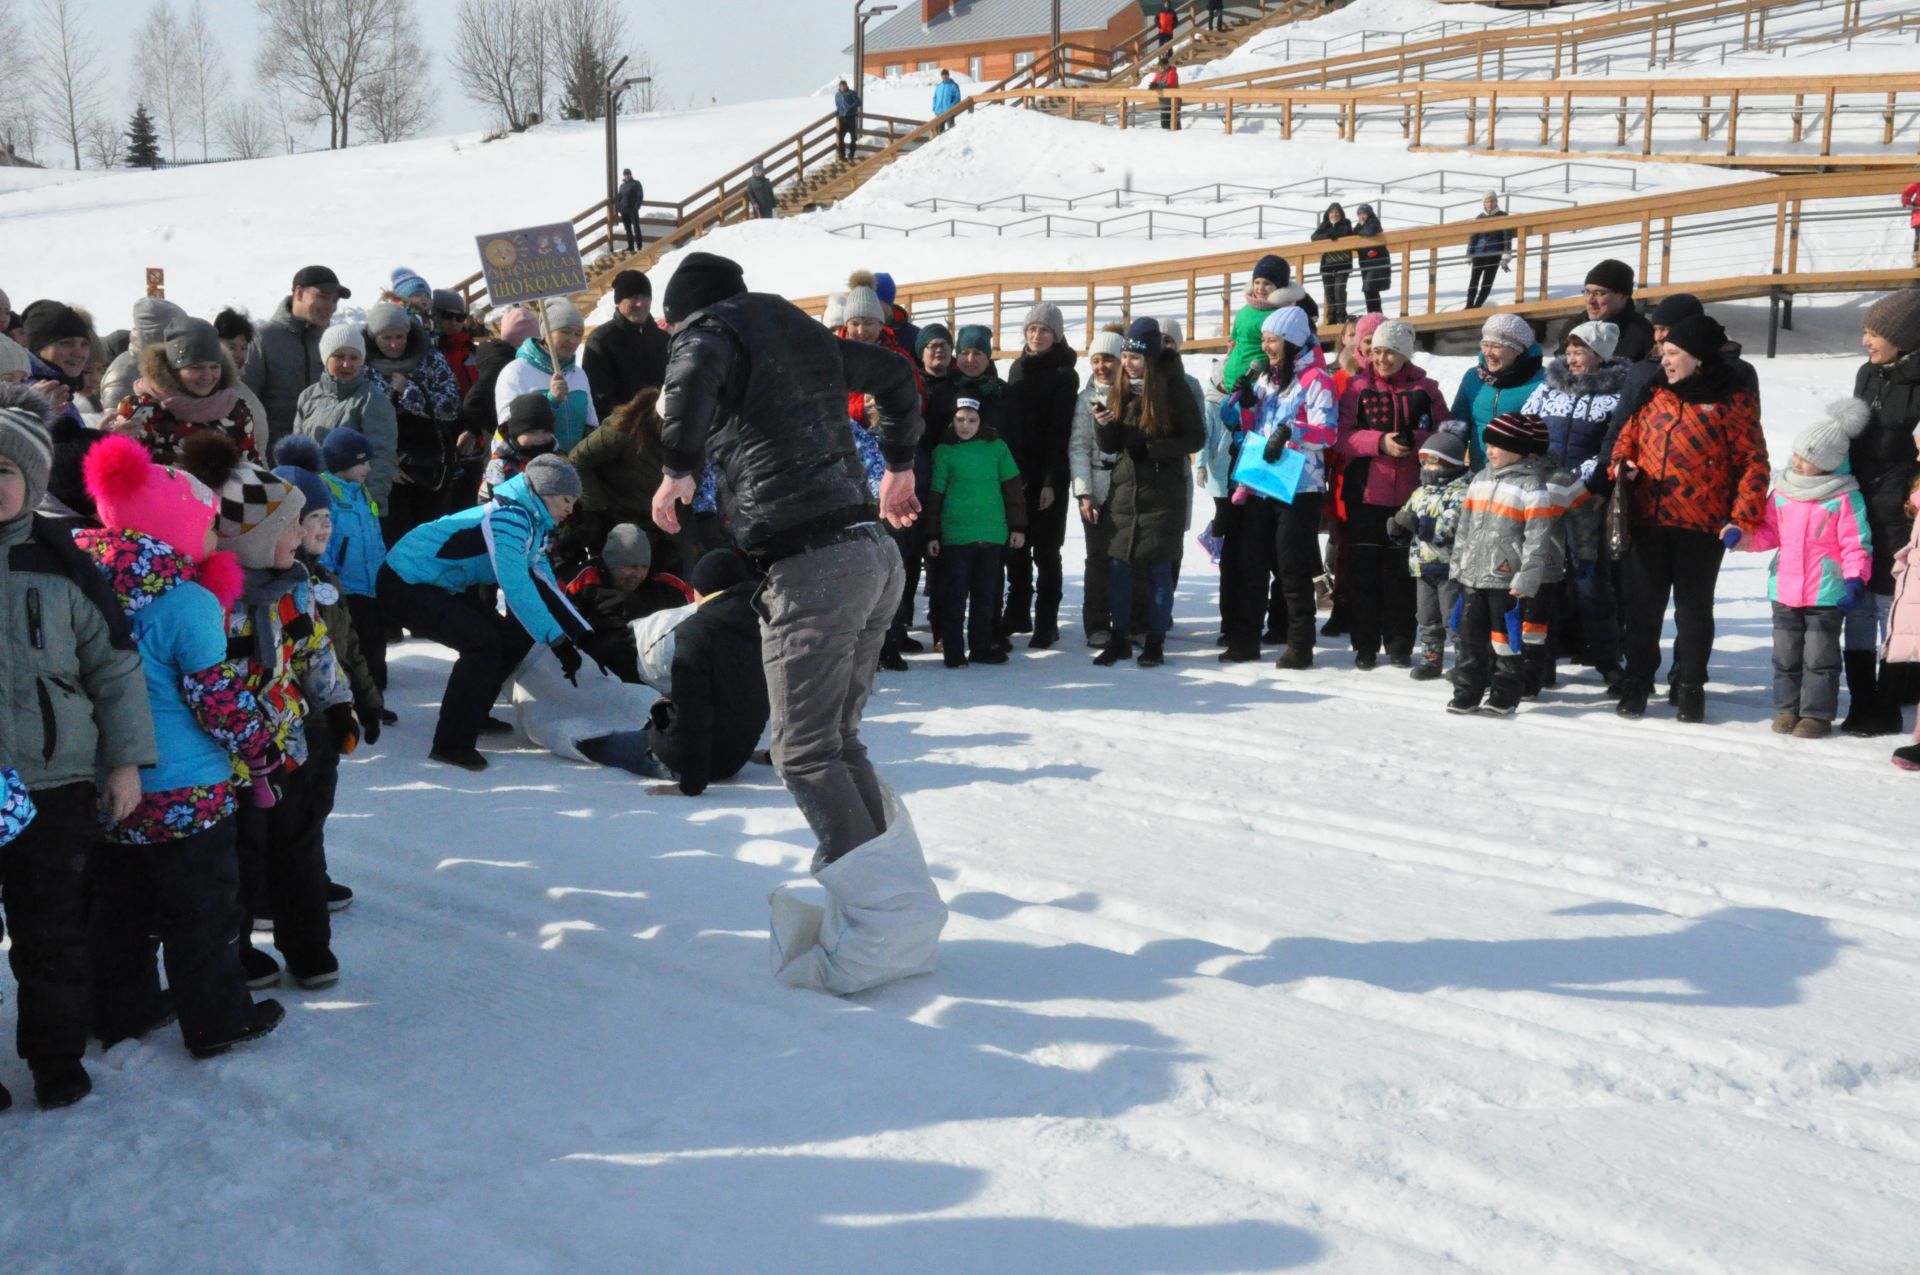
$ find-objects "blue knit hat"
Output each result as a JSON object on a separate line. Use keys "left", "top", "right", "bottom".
{"left": 1123, "top": 317, "right": 1162, "bottom": 358}
{"left": 272, "top": 463, "right": 333, "bottom": 520}
{"left": 873, "top": 272, "right": 897, "bottom": 305}
{"left": 390, "top": 267, "right": 431, "bottom": 300}
{"left": 321, "top": 426, "right": 373, "bottom": 473}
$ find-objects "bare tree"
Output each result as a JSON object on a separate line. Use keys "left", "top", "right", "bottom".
{"left": 549, "top": 0, "right": 628, "bottom": 122}
{"left": 352, "top": 4, "right": 433, "bottom": 144}
{"left": 83, "top": 114, "right": 124, "bottom": 168}
{"left": 217, "top": 99, "right": 273, "bottom": 159}
{"left": 30, "top": 0, "right": 104, "bottom": 168}
{"left": 181, "top": 0, "right": 226, "bottom": 160}
{"left": 135, "top": 0, "right": 184, "bottom": 162}
{"left": 254, "top": 0, "right": 418, "bottom": 149}
{"left": 618, "top": 46, "right": 658, "bottom": 114}
{"left": 450, "top": 0, "right": 544, "bottom": 131}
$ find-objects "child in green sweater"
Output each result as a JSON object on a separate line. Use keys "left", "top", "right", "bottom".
{"left": 925, "top": 399, "right": 1026, "bottom": 668}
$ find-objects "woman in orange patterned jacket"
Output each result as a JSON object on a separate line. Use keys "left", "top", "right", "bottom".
{"left": 1609, "top": 313, "right": 1770, "bottom": 723}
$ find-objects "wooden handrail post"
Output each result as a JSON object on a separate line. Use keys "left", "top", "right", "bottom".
{"left": 1699, "top": 94, "right": 1710, "bottom": 142}
{"left": 1821, "top": 86, "right": 1836, "bottom": 154}
{"left": 1347, "top": 96, "right": 1358, "bottom": 142}
{"left": 1538, "top": 232, "right": 1551, "bottom": 302}
{"left": 1425, "top": 247, "right": 1438, "bottom": 316}
{"left": 1642, "top": 89, "right": 1655, "bottom": 156}
{"left": 1411, "top": 91, "right": 1422, "bottom": 147}
{"left": 1512, "top": 231, "right": 1527, "bottom": 304}
{"left": 1788, "top": 196, "right": 1804, "bottom": 274}
{"left": 1771, "top": 195, "right": 1788, "bottom": 272}
{"left": 1560, "top": 91, "right": 1572, "bottom": 153}
{"left": 1661, "top": 213, "right": 1674, "bottom": 285}
{"left": 1792, "top": 92, "right": 1805, "bottom": 143}
{"left": 1726, "top": 90, "right": 1740, "bottom": 156}
{"left": 1186, "top": 271, "right": 1197, "bottom": 342}
{"left": 1886, "top": 91, "right": 1898, "bottom": 147}
{"left": 1398, "top": 245, "right": 1411, "bottom": 318}
{"left": 1617, "top": 96, "right": 1627, "bottom": 148}
{"left": 1638, "top": 213, "right": 1652, "bottom": 285}
{"left": 1487, "top": 91, "right": 1499, "bottom": 150}
{"left": 1537, "top": 94, "right": 1550, "bottom": 146}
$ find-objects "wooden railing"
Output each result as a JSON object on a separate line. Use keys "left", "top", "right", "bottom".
{"left": 453, "top": 110, "right": 923, "bottom": 307}
{"left": 975, "top": 72, "right": 1920, "bottom": 163}
{"left": 1196, "top": 0, "right": 1893, "bottom": 92}
{"left": 994, "top": 0, "right": 1330, "bottom": 96}
{"left": 787, "top": 168, "right": 1920, "bottom": 353}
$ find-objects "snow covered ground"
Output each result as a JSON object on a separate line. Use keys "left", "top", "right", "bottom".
{"left": 6, "top": 349, "right": 1920, "bottom": 1274}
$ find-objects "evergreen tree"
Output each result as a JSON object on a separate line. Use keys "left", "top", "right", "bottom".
{"left": 126, "top": 102, "right": 161, "bottom": 167}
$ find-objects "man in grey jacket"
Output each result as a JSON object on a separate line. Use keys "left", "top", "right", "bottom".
{"left": 97, "top": 297, "right": 186, "bottom": 410}
{"left": 242, "top": 265, "right": 351, "bottom": 456}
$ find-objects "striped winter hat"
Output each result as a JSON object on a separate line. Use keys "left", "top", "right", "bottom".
{"left": 0, "top": 384, "right": 54, "bottom": 515}
{"left": 1483, "top": 412, "right": 1549, "bottom": 457}
{"left": 216, "top": 458, "right": 306, "bottom": 569}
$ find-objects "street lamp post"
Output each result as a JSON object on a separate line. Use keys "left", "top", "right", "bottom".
{"left": 853, "top": 1, "right": 897, "bottom": 97}
{"left": 603, "top": 59, "right": 654, "bottom": 252}
{"left": 1051, "top": 0, "right": 1062, "bottom": 84}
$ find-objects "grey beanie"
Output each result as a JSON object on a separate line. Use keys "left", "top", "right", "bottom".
{"left": 0, "top": 383, "right": 55, "bottom": 515}
{"left": 842, "top": 286, "right": 886, "bottom": 325}
{"left": 1023, "top": 301, "right": 1065, "bottom": 340}
{"left": 1370, "top": 318, "right": 1417, "bottom": 359}
{"left": 1480, "top": 312, "right": 1535, "bottom": 353}
{"left": 130, "top": 297, "right": 186, "bottom": 349}
{"left": 1792, "top": 399, "right": 1871, "bottom": 474}
{"left": 543, "top": 297, "right": 586, "bottom": 332}
{"left": 522, "top": 453, "right": 582, "bottom": 500}
{"left": 601, "top": 523, "right": 652, "bottom": 571}
{"left": 1156, "top": 316, "right": 1185, "bottom": 348}
{"left": 1865, "top": 289, "right": 1920, "bottom": 353}
{"left": 1417, "top": 429, "right": 1469, "bottom": 469}
{"left": 163, "top": 316, "right": 225, "bottom": 368}
{"left": 319, "top": 324, "right": 365, "bottom": 361}
{"left": 0, "top": 335, "right": 30, "bottom": 379}
{"left": 365, "top": 300, "right": 412, "bottom": 338}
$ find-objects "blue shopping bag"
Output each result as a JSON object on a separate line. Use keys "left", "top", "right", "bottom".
{"left": 1232, "top": 437, "right": 1306, "bottom": 503}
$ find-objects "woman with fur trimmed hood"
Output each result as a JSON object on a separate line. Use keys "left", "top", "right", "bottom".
{"left": 105, "top": 316, "right": 266, "bottom": 464}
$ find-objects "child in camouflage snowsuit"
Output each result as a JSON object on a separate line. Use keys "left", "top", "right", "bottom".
{"left": 1390, "top": 430, "right": 1472, "bottom": 681}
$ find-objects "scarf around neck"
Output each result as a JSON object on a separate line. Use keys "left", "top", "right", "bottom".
{"left": 133, "top": 376, "right": 240, "bottom": 424}
{"left": 1773, "top": 466, "right": 1859, "bottom": 504}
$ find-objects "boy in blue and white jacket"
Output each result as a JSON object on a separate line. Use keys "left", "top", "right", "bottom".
{"left": 318, "top": 426, "right": 388, "bottom": 696}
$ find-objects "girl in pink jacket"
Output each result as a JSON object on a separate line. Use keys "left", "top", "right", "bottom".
{"left": 1738, "top": 401, "right": 1873, "bottom": 738}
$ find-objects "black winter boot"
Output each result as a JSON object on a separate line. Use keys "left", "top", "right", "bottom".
{"left": 1093, "top": 635, "right": 1134, "bottom": 666}
{"left": 1275, "top": 646, "right": 1314, "bottom": 670}
{"left": 1219, "top": 643, "right": 1261, "bottom": 663}
{"left": 1137, "top": 636, "right": 1165, "bottom": 667}
{"left": 0, "top": 1080, "right": 10, "bottom": 1112}
{"left": 1893, "top": 742, "right": 1920, "bottom": 771}
{"left": 1841, "top": 651, "right": 1897, "bottom": 736}
{"left": 1674, "top": 683, "right": 1707, "bottom": 724}
{"left": 191, "top": 998, "right": 286, "bottom": 1060}
{"left": 1616, "top": 680, "right": 1651, "bottom": 718}
{"left": 30, "top": 1059, "right": 91, "bottom": 1109}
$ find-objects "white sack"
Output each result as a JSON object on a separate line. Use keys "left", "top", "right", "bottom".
{"left": 510, "top": 645, "right": 654, "bottom": 762}
{"left": 631, "top": 602, "right": 697, "bottom": 693}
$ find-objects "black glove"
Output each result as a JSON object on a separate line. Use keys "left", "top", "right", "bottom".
{"left": 325, "top": 703, "right": 361, "bottom": 755}
{"left": 356, "top": 699, "right": 382, "bottom": 746}
{"left": 554, "top": 638, "right": 583, "bottom": 686}
{"left": 1262, "top": 425, "right": 1292, "bottom": 463}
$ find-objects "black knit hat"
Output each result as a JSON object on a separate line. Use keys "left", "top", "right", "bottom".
{"left": 689, "top": 547, "right": 758, "bottom": 595}
{"left": 1648, "top": 293, "right": 1703, "bottom": 328}
{"left": 1584, "top": 259, "right": 1635, "bottom": 296}
{"left": 1865, "top": 288, "right": 1920, "bottom": 353}
{"left": 506, "top": 393, "right": 557, "bottom": 437}
{"left": 1483, "top": 412, "right": 1549, "bottom": 457}
{"left": 1123, "top": 316, "right": 1163, "bottom": 359}
{"left": 612, "top": 270, "right": 652, "bottom": 303}
{"left": 22, "top": 300, "right": 90, "bottom": 354}
{"left": 662, "top": 253, "right": 746, "bottom": 323}
{"left": 1664, "top": 313, "right": 1727, "bottom": 365}
{"left": 1252, "top": 254, "right": 1290, "bottom": 288}
{"left": 914, "top": 323, "right": 953, "bottom": 357}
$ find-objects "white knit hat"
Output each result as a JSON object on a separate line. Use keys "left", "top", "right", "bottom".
{"left": 822, "top": 291, "right": 848, "bottom": 329}
{"left": 1088, "top": 329, "right": 1124, "bottom": 358}
{"left": 1792, "top": 399, "right": 1871, "bottom": 473}
{"left": 1480, "top": 312, "right": 1535, "bottom": 353}
{"left": 1370, "top": 318, "right": 1417, "bottom": 359}
{"left": 1156, "top": 316, "right": 1185, "bottom": 348}
{"left": 843, "top": 286, "right": 886, "bottom": 324}
{"left": 0, "top": 336, "right": 30, "bottom": 379}
{"left": 319, "top": 324, "right": 365, "bottom": 361}
{"left": 1566, "top": 320, "right": 1619, "bottom": 361}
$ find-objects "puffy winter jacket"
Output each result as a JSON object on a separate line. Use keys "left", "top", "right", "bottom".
{"left": 1389, "top": 470, "right": 1470, "bottom": 579}
{"left": 1520, "top": 356, "right": 1629, "bottom": 470}
{"left": 582, "top": 312, "right": 671, "bottom": 421}
{"left": 1883, "top": 511, "right": 1920, "bottom": 664}
{"left": 928, "top": 432, "right": 1023, "bottom": 547}
{"left": 1220, "top": 295, "right": 1279, "bottom": 392}
{"left": 293, "top": 371, "right": 401, "bottom": 507}
{"left": 1610, "top": 371, "right": 1769, "bottom": 536}
{"left": 107, "top": 344, "right": 264, "bottom": 462}
{"left": 1448, "top": 456, "right": 1570, "bottom": 597}
{"left": 932, "top": 79, "right": 962, "bottom": 114}
{"left": 1467, "top": 208, "right": 1511, "bottom": 261}
{"left": 1335, "top": 360, "right": 1442, "bottom": 509}
{"left": 370, "top": 324, "right": 462, "bottom": 492}
{"left": 1853, "top": 347, "right": 1920, "bottom": 591}
{"left": 225, "top": 564, "right": 351, "bottom": 770}
{"left": 496, "top": 338, "right": 598, "bottom": 452}
{"left": 1597, "top": 344, "right": 1760, "bottom": 483}
{"left": 241, "top": 297, "right": 326, "bottom": 452}
{"left": 835, "top": 88, "right": 860, "bottom": 119}
{"left": 1311, "top": 215, "right": 1353, "bottom": 274}
{"left": 386, "top": 473, "right": 591, "bottom": 648}
{"left": 320, "top": 473, "right": 384, "bottom": 597}
{"left": 1096, "top": 348, "right": 1208, "bottom": 562}
{"left": 1903, "top": 181, "right": 1920, "bottom": 228}
{"left": 0, "top": 511, "right": 154, "bottom": 791}
{"left": 1449, "top": 347, "right": 1545, "bottom": 471}
{"left": 1006, "top": 340, "right": 1079, "bottom": 492}
{"left": 1241, "top": 344, "right": 1339, "bottom": 495}
{"left": 1069, "top": 378, "right": 1122, "bottom": 507}
{"left": 1552, "top": 301, "right": 1655, "bottom": 365}
{"left": 1744, "top": 482, "right": 1873, "bottom": 608}
{"left": 648, "top": 584, "right": 769, "bottom": 797}
{"left": 569, "top": 422, "right": 663, "bottom": 530}
{"left": 658, "top": 292, "right": 924, "bottom": 560}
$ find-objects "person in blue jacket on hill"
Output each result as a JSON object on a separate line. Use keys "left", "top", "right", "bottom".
{"left": 376, "top": 453, "right": 598, "bottom": 771}
{"left": 932, "top": 69, "right": 962, "bottom": 129}
{"left": 1449, "top": 312, "right": 1546, "bottom": 470}
{"left": 834, "top": 79, "right": 861, "bottom": 161}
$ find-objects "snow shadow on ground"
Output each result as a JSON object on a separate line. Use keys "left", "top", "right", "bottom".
{"left": 558, "top": 1152, "right": 1323, "bottom": 1272}
{"left": 1216, "top": 906, "right": 1846, "bottom": 1008}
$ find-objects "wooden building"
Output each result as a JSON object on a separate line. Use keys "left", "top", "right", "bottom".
{"left": 859, "top": 0, "right": 1150, "bottom": 84}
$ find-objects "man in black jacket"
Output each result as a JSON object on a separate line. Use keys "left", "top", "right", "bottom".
{"left": 651, "top": 252, "right": 923, "bottom": 865}
{"left": 1553, "top": 259, "right": 1656, "bottom": 365}
{"left": 646, "top": 550, "right": 770, "bottom": 796}
{"left": 582, "top": 270, "right": 670, "bottom": 421}
{"left": 615, "top": 168, "right": 644, "bottom": 251}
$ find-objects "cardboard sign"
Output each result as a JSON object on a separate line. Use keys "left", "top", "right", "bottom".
{"left": 145, "top": 268, "right": 165, "bottom": 298}
{"left": 473, "top": 222, "right": 587, "bottom": 306}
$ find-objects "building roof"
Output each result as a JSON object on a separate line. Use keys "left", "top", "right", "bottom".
{"left": 862, "top": 0, "right": 1135, "bottom": 56}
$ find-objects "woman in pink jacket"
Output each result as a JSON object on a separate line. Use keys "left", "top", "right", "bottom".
{"left": 1334, "top": 317, "right": 1442, "bottom": 669}
{"left": 1880, "top": 409, "right": 1920, "bottom": 768}
{"left": 1737, "top": 401, "right": 1873, "bottom": 739}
